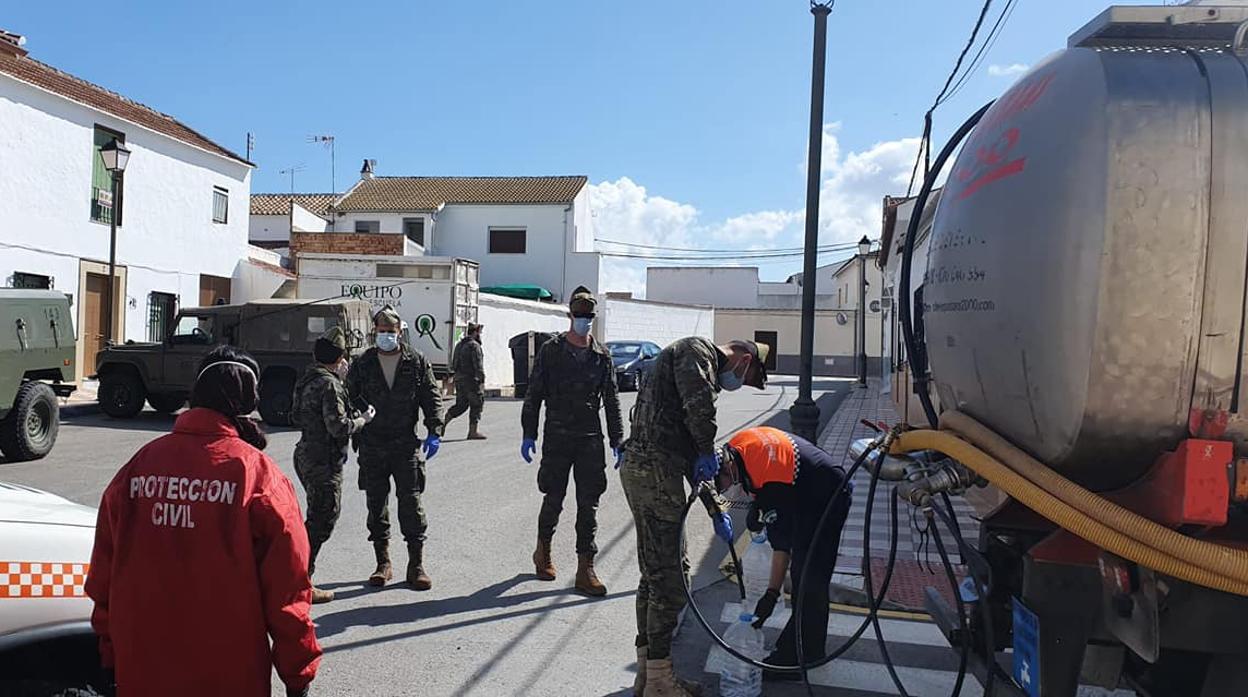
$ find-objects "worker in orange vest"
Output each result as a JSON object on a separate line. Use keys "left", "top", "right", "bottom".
{"left": 715, "top": 426, "right": 853, "bottom": 680}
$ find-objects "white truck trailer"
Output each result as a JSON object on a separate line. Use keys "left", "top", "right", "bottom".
{"left": 296, "top": 253, "right": 480, "bottom": 375}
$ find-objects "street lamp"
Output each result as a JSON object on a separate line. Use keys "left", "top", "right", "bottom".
{"left": 788, "top": 0, "right": 835, "bottom": 443}
{"left": 857, "top": 235, "right": 870, "bottom": 387}
{"left": 100, "top": 138, "right": 130, "bottom": 346}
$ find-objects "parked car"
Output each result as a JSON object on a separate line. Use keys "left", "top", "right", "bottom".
{"left": 607, "top": 341, "right": 662, "bottom": 392}
{"left": 0, "top": 481, "right": 106, "bottom": 696}
{"left": 93, "top": 298, "right": 371, "bottom": 426}
{"left": 0, "top": 290, "right": 76, "bottom": 463}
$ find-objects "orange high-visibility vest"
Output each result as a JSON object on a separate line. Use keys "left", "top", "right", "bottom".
{"left": 729, "top": 426, "right": 798, "bottom": 489}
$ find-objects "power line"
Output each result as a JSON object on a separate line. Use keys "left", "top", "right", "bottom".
{"left": 906, "top": 0, "right": 996, "bottom": 197}
{"left": 595, "top": 238, "right": 868, "bottom": 254}
{"left": 942, "top": 0, "right": 1020, "bottom": 104}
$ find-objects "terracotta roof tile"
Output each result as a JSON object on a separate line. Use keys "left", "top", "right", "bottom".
{"left": 250, "top": 193, "right": 337, "bottom": 217}
{"left": 0, "top": 52, "right": 249, "bottom": 166}
{"left": 336, "top": 176, "right": 587, "bottom": 212}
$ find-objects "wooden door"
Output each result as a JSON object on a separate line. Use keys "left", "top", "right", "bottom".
{"left": 84, "top": 273, "right": 107, "bottom": 369}
{"left": 198, "top": 275, "right": 232, "bottom": 307}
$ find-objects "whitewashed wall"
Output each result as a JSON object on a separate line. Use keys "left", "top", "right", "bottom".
{"left": 291, "top": 203, "right": 330, "bottom": 233}
{"left": 249, "top": 213, "right": 289, "bottom": 242}
{"left": 232, "top": 247, "right": 290, "bottom": 302}
{"left": 0, "top": 71, "right": 251, "bottom": 367}
{"left": 476, "top": 294, "right": 570, "bottom": 389}
{"left": 646, "top": 267, "right": 760, "bottom": 308}
{"left": 602, "top": 298, "right": 713, "bottom": 348}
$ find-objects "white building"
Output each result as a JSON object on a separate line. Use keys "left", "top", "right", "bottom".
{"left": 253, "top": 162, "right": 600, "bottom": 303}
{"left": 644, "top": 254, "right": 884, "bottom": 377}
{"left": 0, "top": 32, "right": 255, "bottom": 377}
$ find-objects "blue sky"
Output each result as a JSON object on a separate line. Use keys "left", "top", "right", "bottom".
{"left": 7, "top": 0, "right": 1147, "bottom": 292}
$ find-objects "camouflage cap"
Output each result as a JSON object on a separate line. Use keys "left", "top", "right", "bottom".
{"left": 569, "top": 285, "right": 596, "bottom": 314}
{"left": 313, "top": 326, "right": 347, "bottom": 363}
{"left": 373, "top": 305, "right": 401, "bottom": 328}
{"left": 728, "top": 339, "right": 769, "bottom": 389}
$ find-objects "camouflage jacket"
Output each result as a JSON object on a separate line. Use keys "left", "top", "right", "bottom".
{"left": 346, "top": 345, "right": 444, "bottom": 445}
{"left": 292, "top": 364, "right": 365, "bottom": 447}
{"left": 451, "top": 335, "right": 484, "bottom": 383}
{"left": 521, "top": 333, "right": 624, "bottom": 446}
{"left": 625, "top": 336, "right": 723, "bottom": 464}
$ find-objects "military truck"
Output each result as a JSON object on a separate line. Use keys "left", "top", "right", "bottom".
{"left": 94, "top": 298, "right": 371, "bottom": 426}
{"left": 0, "top": 290, "right": 76, "bottom": 462}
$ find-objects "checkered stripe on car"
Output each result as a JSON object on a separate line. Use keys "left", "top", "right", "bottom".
{"left": 0, "top": 561, "right": 89, "bottom": 598}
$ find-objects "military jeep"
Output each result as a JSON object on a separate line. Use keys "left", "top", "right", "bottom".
{"left": 94, "top": 299, "right": 370, "bottom": 426}
{"left": 0, "top": 290, "right": 76, "bottom": 462}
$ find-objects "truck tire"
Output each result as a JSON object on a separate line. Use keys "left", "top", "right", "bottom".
{"left": 98, "top": 370, "right": 146, "bottom": 418}
{"left": 258, "top": 373, "right": 295, "bottom": 426}
{"left": 0, "top": 382, "right": 59, "bottom": 462}
{"left": 146, "top": 393, "right": 186, "bottom": 414}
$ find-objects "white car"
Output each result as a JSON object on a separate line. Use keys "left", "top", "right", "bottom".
{"left": 0, "top": 481, "right": 107, "bottom": 696}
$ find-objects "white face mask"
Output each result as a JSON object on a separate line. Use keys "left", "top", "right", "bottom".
{"left": 333, "top": 360, "right": 349, "bottom": 380}
{"left": 375, "top": 332, "right": 399, "bottom": 352}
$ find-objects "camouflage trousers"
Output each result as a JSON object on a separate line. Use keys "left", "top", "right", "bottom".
{"left": 620, "top": 445, "right": 692, "bottom": 660}
{"left": 537, "top": 435, "right": 607, "bottom": 555}
{"left": 445, "top": 378, "right": 484, "bottom": 424}
{"left": 293, "top": 441, "right": 346, "bottom": 552}
{"left": 357, "top": 438, "right": 428, "bottom": 547}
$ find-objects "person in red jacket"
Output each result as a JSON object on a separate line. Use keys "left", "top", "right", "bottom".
{"left": 86, "top": 346, "right": 322, "bottom": 697}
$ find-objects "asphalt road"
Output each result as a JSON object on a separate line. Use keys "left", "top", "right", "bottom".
{"left": 1, "top": 377, "right": 852, "bottom": 697}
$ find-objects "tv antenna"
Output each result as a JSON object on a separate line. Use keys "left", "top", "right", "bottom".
{"left": 278, "top": 164, "right": 306, "bottom": 194}
{"left": 308, "top": 134, "right": 336, "bottom": 193}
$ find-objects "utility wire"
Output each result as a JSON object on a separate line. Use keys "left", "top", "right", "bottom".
{"left": 905, "top": 0, "right": 996, "bottom": 198}
{"left": 595, "top": 238, "right": 868, "bottom": 254}
{"left": 941, "top": 0, "right": 1020, "bottom": 105}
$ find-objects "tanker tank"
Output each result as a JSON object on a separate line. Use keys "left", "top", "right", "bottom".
{"left": 923, "top": 6, "right": 1248, "bottom": 491}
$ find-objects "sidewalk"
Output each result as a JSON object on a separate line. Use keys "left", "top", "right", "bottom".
{"left": 817, "top": 379, "right": 976, "bottom": 613}
{"left": 61, "top": 378, "right": 99, "bottom": 416}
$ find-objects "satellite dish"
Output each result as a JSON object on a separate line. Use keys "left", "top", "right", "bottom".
{"left": 870, "top": 300, "right": 881, "bottom": 313}
{"left": 836, "top": 312, "right": 848, "bottom": 325}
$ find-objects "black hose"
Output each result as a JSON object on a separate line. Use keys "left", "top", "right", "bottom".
{"left": 898, "top": 100, "right": 994, "bottom": 429}
{"left": 934, "top": 497, "right": 999, "bottom": 694}
{"left": 679, "top": 440, "right": 895, "bottom": 674}
{"left": 930, "top": 510, "right": 970, "bottom": 697}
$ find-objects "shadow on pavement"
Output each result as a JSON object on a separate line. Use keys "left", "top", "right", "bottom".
{"left": 315, "top": 574, "right": 636, "bottom": 649}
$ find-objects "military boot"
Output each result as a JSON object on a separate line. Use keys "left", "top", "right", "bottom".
{"left": 369, "top": 542, "right": 392, "bottom": 587}
{"left": 407, "top": 543, "right": 432, "bottom": 591}
{"left": 467, "top": 421, "right": 488, "bottom": 440}
{"left": 533, "top": 538, "right": 556, "bottom": 581}
{"left": 634, "top": 647, "right": 647, "bottom": 696}
{"left": 308, "top": 544, "right": 334, "bottom": 603}
{"left": 575, "top": 553, "right": 607, "bottom": 596}
{"left": 644, "top": 659, "right": 700, "bottom": 697}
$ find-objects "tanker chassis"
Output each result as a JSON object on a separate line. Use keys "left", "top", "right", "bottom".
{"left": 878, "top": 5, "right": 1248, "bottom": 696}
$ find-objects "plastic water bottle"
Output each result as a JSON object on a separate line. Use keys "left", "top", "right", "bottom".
{"left": 720, "top": 613, "right": 764, "bottom": 697}
{"left": 741, "top": 530, "right": 772, "bottom": 613}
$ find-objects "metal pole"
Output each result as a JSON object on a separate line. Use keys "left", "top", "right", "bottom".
{"left": 788, "top": 2, "right": 832, "bottom": 443}
{"left": 331, "top": 138, "right": 336, "bottom": 194}
{"left": 104, "top": 171, "right": 119, "bottom": 346}
{"left": 858, "top": 252, "right": 867, "bottom": 386}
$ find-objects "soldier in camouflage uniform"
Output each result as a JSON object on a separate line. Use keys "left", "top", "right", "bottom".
{"left": 346, "top": 306, "right": 444, "bottom": 591}
{"left": 292, "top": 326, "right": 375, "bottom": 604}
{"left": 444, "top": 322, "right": 487, "bottom": 440}
{"left": 520, "top": 286, "right": 623, "bottom": 597}
{"left": 620, "top": 336, "right": 768, "bottom": 696}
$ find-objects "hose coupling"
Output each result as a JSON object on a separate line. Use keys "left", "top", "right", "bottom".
{"left": 896, "top": 461, "right": 977, "bottom": 507}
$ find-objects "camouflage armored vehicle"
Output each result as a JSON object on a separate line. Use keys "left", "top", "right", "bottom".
{"left": 94, "top": 298, "right": 371, "bottom": 426}
{"left": 0, "top": 290, "right": 76, "bottom": 462}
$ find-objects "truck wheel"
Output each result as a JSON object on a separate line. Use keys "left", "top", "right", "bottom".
{"left": 98, "top": 370, "right": 146, "bottom": 418}
{"left": 146, "top": 393, "right": 186, "bottom": 414}
{"left": 0, "top": 382, "right": 59, "bottom": 462}
{"left": 258, "top": 373, "right": 295, "bottom": 426}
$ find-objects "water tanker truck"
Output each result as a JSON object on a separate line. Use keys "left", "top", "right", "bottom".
{"left": 870, "top": 4, "right": 1248, "bottom": 696}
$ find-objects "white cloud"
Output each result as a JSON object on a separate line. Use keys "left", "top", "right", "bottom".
{"left": 587, "top": 125, "right": 921, "bottom": 295}
{"left": 987, "top": 63, "right": 1028, "bottom": 78}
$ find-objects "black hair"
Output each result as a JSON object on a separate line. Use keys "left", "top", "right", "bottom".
{"left": 190, "top": 345, "right": 267, "bottom": 451}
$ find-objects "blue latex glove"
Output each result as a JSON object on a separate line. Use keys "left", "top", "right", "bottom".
{"left": 521, "top": 437, "right": 537, "bottom": 463}
{"left": 613, "top": 447, "right": 624, "bottom": 470}
{"left": 422, "top": 435, "right": 441, "bottom": 460}
{"left": 712, "top": 512, "right": 733, "bottom": 544}
{"left": 693, "top": 452, "right": 720, "bottom": 483}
